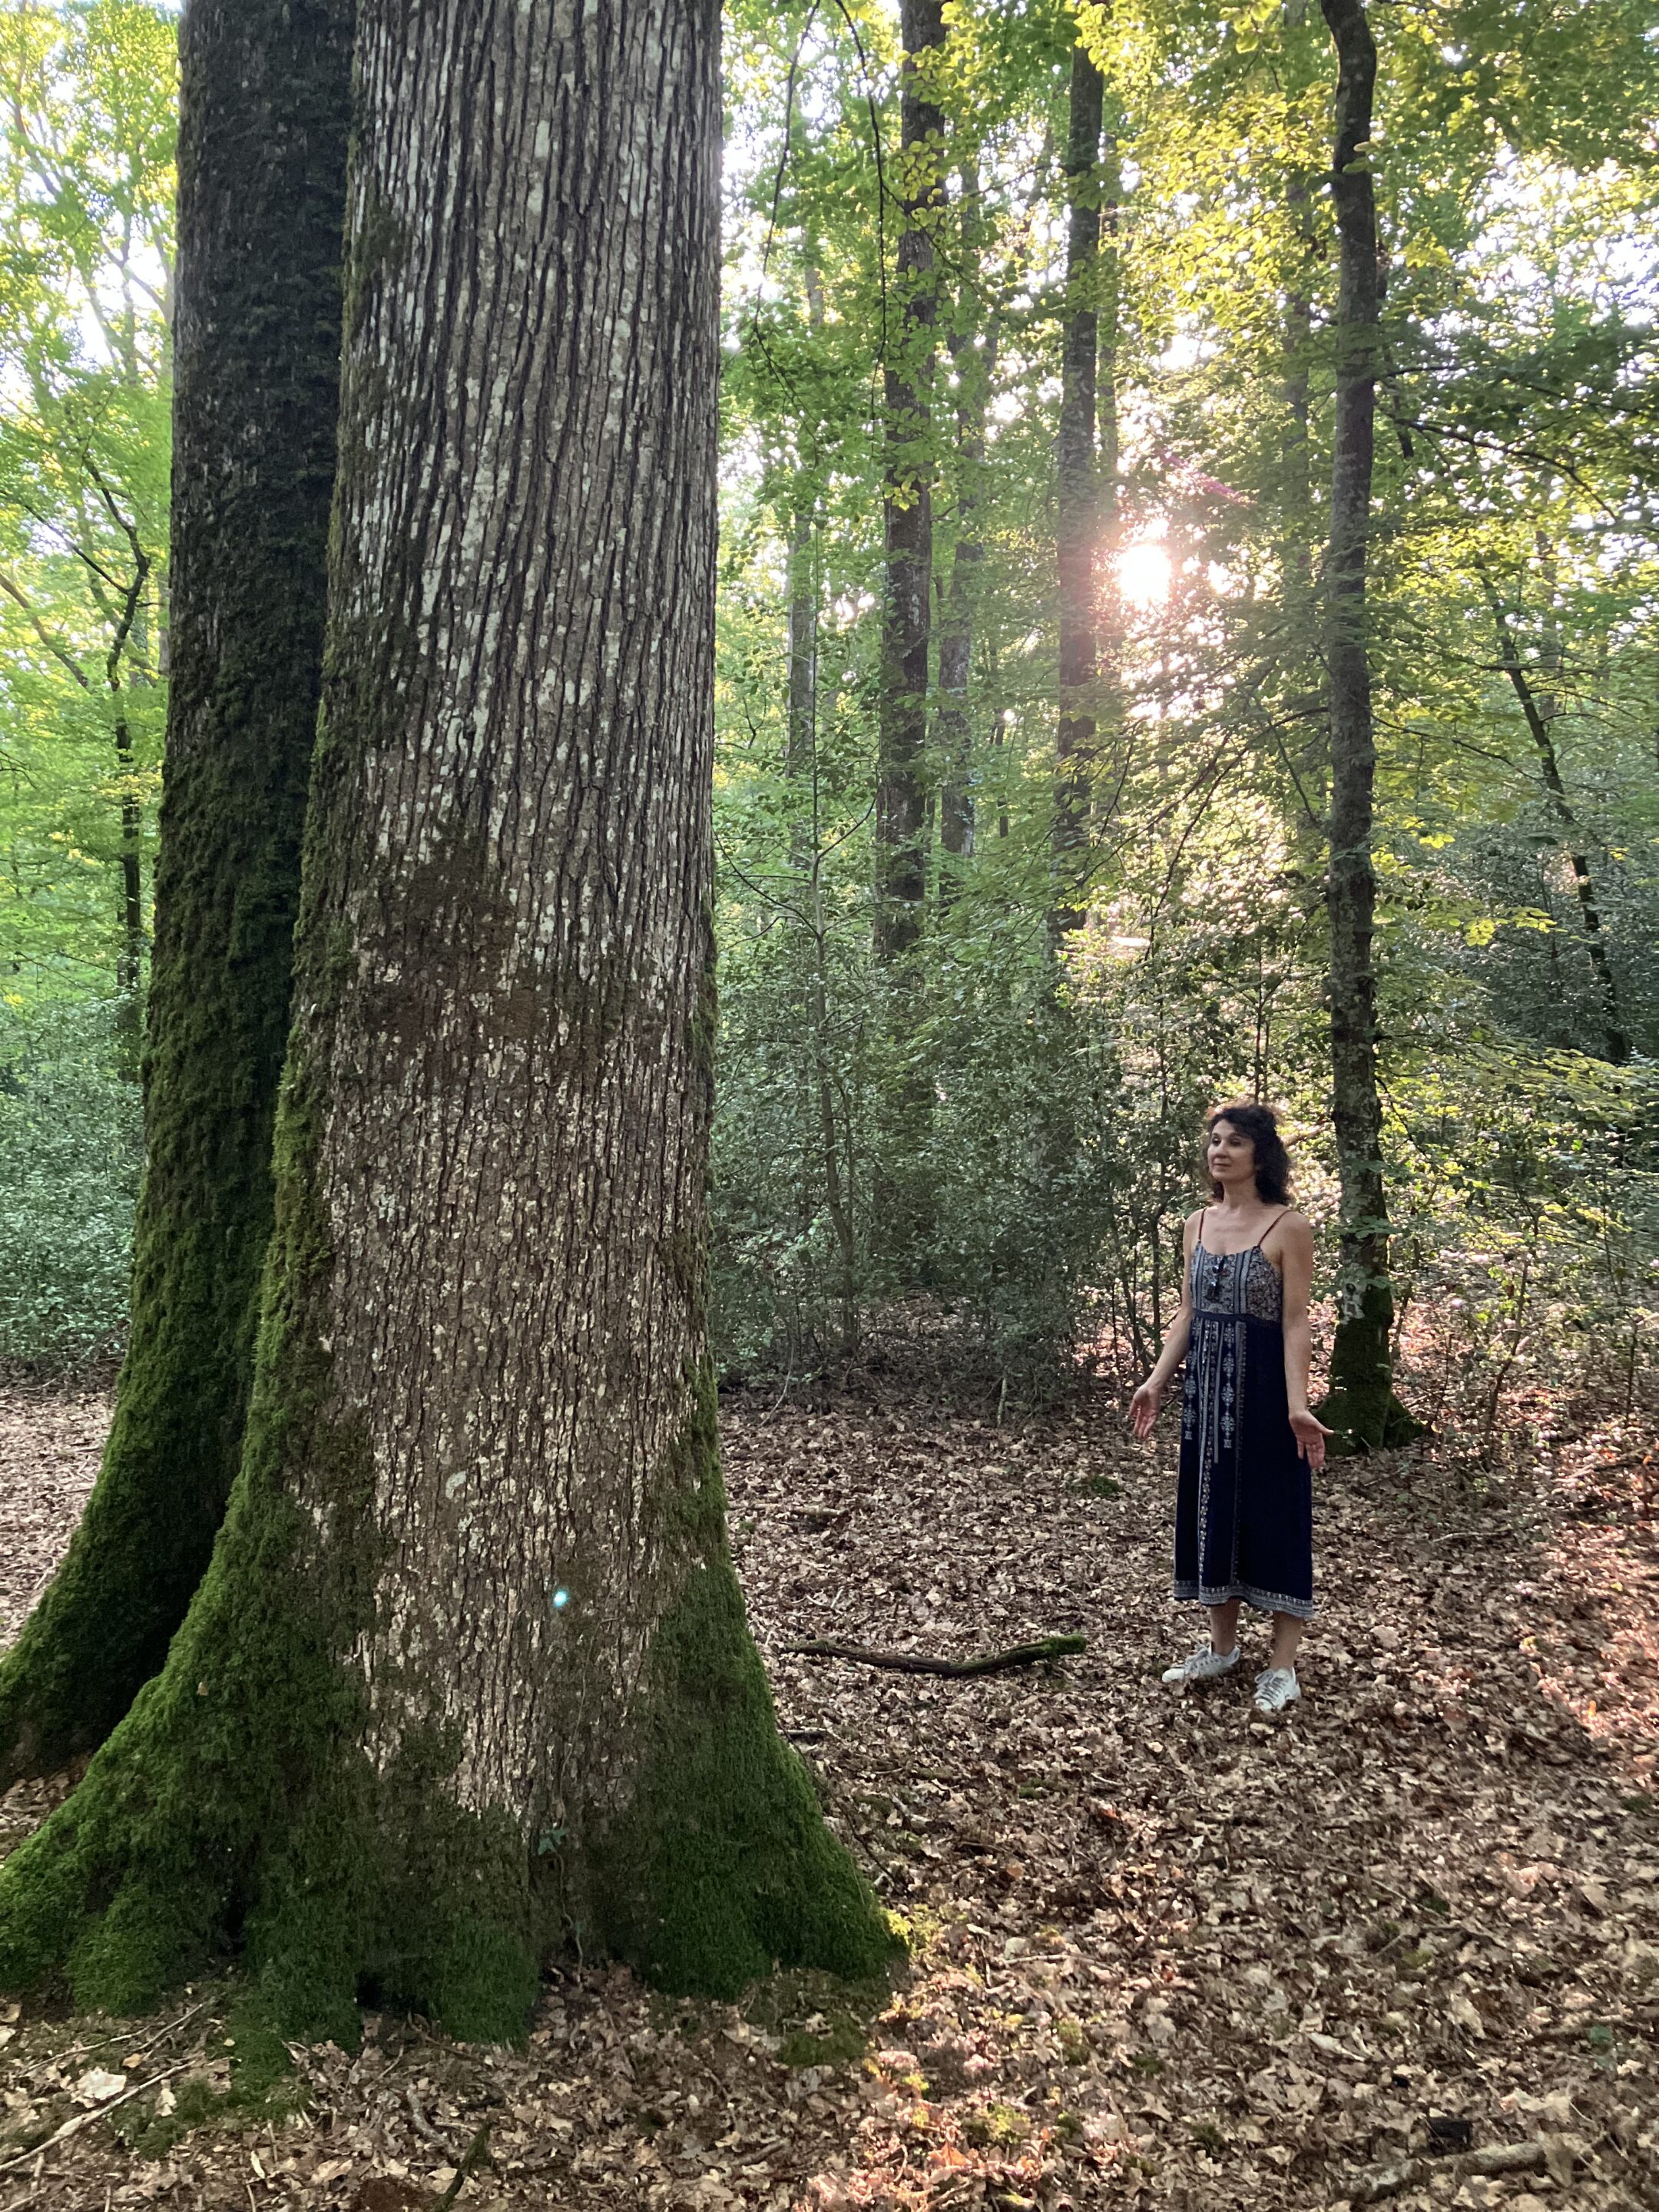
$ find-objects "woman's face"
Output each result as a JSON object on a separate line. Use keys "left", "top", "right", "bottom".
{"left": 1207, "top": 1118, "right": 1257, "bottom": 1191}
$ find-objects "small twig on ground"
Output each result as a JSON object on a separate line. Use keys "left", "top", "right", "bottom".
{"left": 787, "top": 1633, "right": 1086, "bottom": 1677}
{"left": 434, "top": 2125, "right": 490, "bottom": 2210}
{"left": 406, "top": 2084, "right": 461, "bottom": 2156}
{"left": 0, "top": 2057, "right": 197, "bottom": 2177}
{"left": 39, "top": 1995, "right": 207, "bottom": 2074}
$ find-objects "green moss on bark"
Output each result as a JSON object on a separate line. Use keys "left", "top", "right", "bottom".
{"left": 1323, "top": 1282, "right": 1424, "bottom": 1454}
{"left": 0, "top": 992, "right": 548, "bottom": 2045}
{"left": 0, "top": 1466, "right": 548, "bottom": 2044}
{"left": 592, "top": 1373, "right": 899, "bottom": 2000}
{"left": 0, "top": 0, "right": 353, "bottom": 1790}
{"left": 0, "top": 1350, "right": 892, "bottom": 2039}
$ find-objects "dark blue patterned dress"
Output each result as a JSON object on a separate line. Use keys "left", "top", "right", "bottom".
{"left": 1174, "top": 1225, "right": 1313, "bottom": 1619}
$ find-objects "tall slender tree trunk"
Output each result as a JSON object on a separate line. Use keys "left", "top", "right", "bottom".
{"left": 1280, "top": 171, "right": 1329, "bottom": 906}
{"left": 786, "top": 502, "right": 818, "bottom": 801}
{"left": 1319, "top": 0, "right": 1415, "bottom": 1450}
{"left": 1096, "top": 128, "right": 1124, "bottom": 789}
{"left": 113, "top": 717, "right": 144, "bottom": 1068}
{"left": 786, "top": 269, "right": 856, "bottom": 1345}
{"left": 108, "top": 539, "right": 151, "bottom": 1077}
{"left": 1051, "top": 44, "right": 1103, "bottom": 941}
{"left": 938, "top": 165, "right": 992, "bottom": 898}
{"left": 0, "top": 0, "right": 353, "bottom": 1788}
{"left": 786, "top": 262, "right": 824, "bottom": 862}
{"left": 1479, "top": 571, "right": 1629, "bottom": 1063}
{"left": 0, "top": 0, "right": 888, "bottom": 2040}
{"left": 872, "top": 0, "right": 947, "bottom": 1267}
{"left": 1282, "top": 174, "right": 1318, "bottom": 649}
{"left": 874, "top": 0, "right": 945, "bottom": 962}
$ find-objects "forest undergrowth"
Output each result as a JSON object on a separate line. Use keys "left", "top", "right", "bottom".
{"left": 0, "top": 1365, "right": 1654, "bottom": 2212}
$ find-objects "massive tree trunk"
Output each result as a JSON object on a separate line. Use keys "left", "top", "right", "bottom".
{"left": 0, "top": 0, "right": 888, "bottom": 2041}
{"left": 1051, "top": 44, "right": 1103, "bottom": 941}
{"left": 874, "top": 0, "right": 945, "bottom": 963}
{"left": 0, "top": 0, "right": 353, "bottom": 1787}
{"left": 1318, "top": 0, "right": 1416, "bottom": 1449}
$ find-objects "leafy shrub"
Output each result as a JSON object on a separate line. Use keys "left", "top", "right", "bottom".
{"left": 0, "top": 999, "right": 140, "bottom": 1369}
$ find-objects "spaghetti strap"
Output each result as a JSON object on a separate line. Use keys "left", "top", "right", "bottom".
{"left": 1252, "top": 1207, "right": 1290, "bottom": 1250}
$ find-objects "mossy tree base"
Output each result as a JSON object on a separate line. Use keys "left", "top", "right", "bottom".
{"left": 1323, "top": 1293, "right": 1425, "bottom": 1455}
{"left": 1320, "top": 1386, "right": 1426, "bottom": 1457}
{"left": 592, "top": 1554, "right": 899, "bottom": 2000}
{"left": 0, "top": 1454, "right": 894, "bottom": 2044}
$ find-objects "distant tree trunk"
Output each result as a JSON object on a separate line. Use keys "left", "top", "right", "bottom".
{"left": 1479, "top": 570, "right": 1629, "bottom": 1064}
{"left": 786, "top": 267, "right": 856, "bottom": 1346}
{"left": 106, "top": 529, "right": 151, "bottom": 1076}
{"left": 1282, "top": 174, "right": 1318, "bottom": 649}
{"left": 0, "top": 0, "right": 889, "bottom": 2039}
{"left": 0, "top": 0, "right": 353, "bottom": 1789}
{"left": 1095, "top": 130, "right": 1127, "bottom": 817}
{"left": 1318, "top": 0, "right": 1416, "bottom": 1451}
{"left": 1282, "top": 0, "right": 1317, "bottom": 653}
{"left": 786, "top": 263, "right": 823, "bottom": 813}
{"left": 1280, "top": 171, "right": 1328, "bottom": 902}
{"left": 938, "top": 165, "right": 992, "bottom": 899}
{"left": 875, "top": 0, "right": 945, "bottom": 962}
{"left": 1051, "top": 44, "right": 1103, "bottom": 941}
{"left": 113, "top": 716, "right": 144, "bottom": 1068}
{"left": 786, "top": 493, "right": 818, "bottom": 831}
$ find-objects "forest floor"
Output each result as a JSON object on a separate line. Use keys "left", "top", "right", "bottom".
{"left": 0, "top": 1379, "right": 1654, "bottom": 2212}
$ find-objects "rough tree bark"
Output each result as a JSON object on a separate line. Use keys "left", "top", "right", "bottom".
{"left": 874, "top": 0, "right": 945, "bottom": 963}
{"left": 1051, "top": 44, "right": 1104, "bottom": 941}
{"left": 1318, "top": 0, "right": 1416, "bottom": 1449}
{"left": 0, "top": 0, "right": 353, "bottom": 1788}
{"left": 0, "top": 0, "right": 889, "bottom": 2041}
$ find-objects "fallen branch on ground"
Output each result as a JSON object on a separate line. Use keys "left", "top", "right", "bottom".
{"left": 1347, "top": 2138, "right": 1551, "bottom": 2205}
{"left": 786, "top": 1634, "right": 1086, "bottom": 1677}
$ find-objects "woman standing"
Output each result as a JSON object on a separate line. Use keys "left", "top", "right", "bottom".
{"left": 1129, "top": 1104, "right": 1331, "bottom": 1716}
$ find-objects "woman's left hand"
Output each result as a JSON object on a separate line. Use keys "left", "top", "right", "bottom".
{"left": 1289, "top": 1409, "right": 1334, "bottom": 1472}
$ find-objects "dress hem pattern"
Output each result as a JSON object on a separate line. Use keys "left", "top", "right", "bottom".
{"left": 1172, "top": 1577, "right": 1315, "bottom": 1621}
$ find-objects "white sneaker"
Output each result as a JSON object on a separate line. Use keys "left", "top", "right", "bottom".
{"left": 1161, "top": 1644, "right": 1240, "bottom": 1686}
{"left": 1253, "top": 1666, "right": 1301, "bottom": 1715}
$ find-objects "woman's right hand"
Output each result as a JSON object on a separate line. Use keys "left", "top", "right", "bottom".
{"left": 1129, "top": 1379, "right": 1163, "bottom": 1439}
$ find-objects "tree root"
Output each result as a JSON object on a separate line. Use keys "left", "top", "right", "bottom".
{"left": 786, "top": 1634, "right": 1086, "bottom": 1677}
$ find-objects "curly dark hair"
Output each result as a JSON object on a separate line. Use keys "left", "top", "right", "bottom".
{"left": 1204, "top": 1101, "right": 1293, "bottom": 1207}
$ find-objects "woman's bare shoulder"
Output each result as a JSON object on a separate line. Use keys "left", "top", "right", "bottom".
{"left": 1181, "top": 1206, "right": 1207, "bottom": 1243}
{"left": 1268, "top": 1208, "right": 1315, "bottom": 1248}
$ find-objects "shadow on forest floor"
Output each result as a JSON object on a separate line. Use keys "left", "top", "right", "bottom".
{"left": 0, "top": 1382, "right": 1655, "bottom": 2211}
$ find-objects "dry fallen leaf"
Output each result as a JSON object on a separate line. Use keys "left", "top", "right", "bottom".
{"left": 72, "top": 2068, "right": 126, "bottom": 2104}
